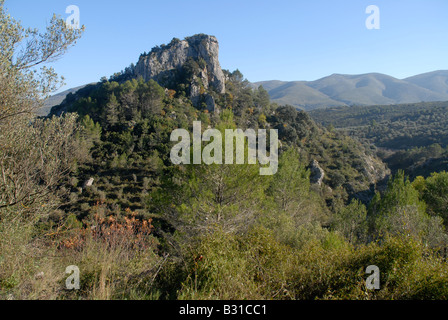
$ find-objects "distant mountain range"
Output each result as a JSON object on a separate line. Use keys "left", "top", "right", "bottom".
{"left": 43, "top": 70, "right": 448, "bottom": 116}
{"left": 40, "top": 84, "right": 91, "bottom": 116}
{"left": 254, "top": 70, "right": 448, "bottom": 110}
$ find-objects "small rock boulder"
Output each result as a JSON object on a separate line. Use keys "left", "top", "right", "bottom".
{"left": 83, "top": 178, "right": 94, "bottom": 188}
{"left": 309, "top": 160, "right": 325, "bottom": 186}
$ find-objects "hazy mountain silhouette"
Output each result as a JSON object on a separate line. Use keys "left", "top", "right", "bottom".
{"left": 254, "top": 71, "right": 448, "bottom": 110}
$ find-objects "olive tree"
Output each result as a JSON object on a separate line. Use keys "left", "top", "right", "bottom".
{"left": 0, "top": 1, "right": 84, "bottom": 214}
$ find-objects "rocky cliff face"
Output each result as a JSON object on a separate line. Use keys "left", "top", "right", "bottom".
{"left": 135, "top": 34, "right": 226, "bottom": 110}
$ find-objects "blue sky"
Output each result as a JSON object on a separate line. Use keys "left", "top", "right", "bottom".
{"left": 5, "top": 0, "right": 448, "bottom": 93}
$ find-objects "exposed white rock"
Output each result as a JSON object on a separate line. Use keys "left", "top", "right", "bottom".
{"left": 83, "top": 178, "right": 94, "bottom": 188}
{"left": 135, "top": 34, "right": 226, "bottom": 107}
{"left": 310, "top": 159, "right": 325, "bottom": 186}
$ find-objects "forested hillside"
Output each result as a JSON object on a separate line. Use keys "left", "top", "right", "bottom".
{"left": 49, "top": 67, "right": 391, "bottom": 222}
{"left": 309, "top": 101, "right": 448, "bottom": 177}
{"left": 2, "top": 2, "right": 448, "bottom": 301}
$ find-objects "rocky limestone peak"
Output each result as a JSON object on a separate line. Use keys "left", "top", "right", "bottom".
{"left": 135, "top": 34, "right": 226, "bottom": 109}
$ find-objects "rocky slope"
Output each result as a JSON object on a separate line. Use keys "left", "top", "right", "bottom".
{"left": 135, "top": 34, "right": 225, "bottom": 110}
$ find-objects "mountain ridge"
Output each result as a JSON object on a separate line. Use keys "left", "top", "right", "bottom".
{"left": 254, "top": 70, "right": 448, "bottom": 110}
{"left": 42, "top": 32, "right": 448, "bottom": 114}
{"left": 46, "top": 70, "right": 448, "bottom": 116}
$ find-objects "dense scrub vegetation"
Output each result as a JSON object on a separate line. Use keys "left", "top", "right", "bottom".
{"left": 50, "top": 73, "right": 388, "bottom": 223}
{"left": 310, "top": 102, "right": 448, "bottom": 149}
{"left": 310, "top": 102, "right": 448, "bottom": 178}
{"left": 2, "top": 2, "right": 448, "bottom": 300}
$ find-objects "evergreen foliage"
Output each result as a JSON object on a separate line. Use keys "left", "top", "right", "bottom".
{"left": 2, "top": 5, "right": 448, "bottom": 299}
